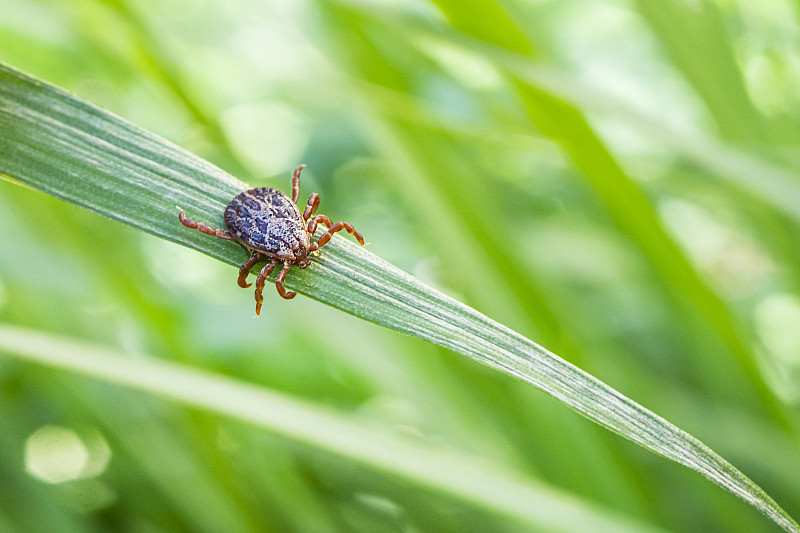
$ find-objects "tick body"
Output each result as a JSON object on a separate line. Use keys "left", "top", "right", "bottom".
{"left": 179, "top": 165, "right": 364, "bottom": 315}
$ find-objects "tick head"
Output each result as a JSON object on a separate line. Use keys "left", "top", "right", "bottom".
{"left": 295, "top": 247, "right": 312, "bottom": 269}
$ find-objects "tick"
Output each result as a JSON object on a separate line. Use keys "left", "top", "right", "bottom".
{"left": 179, "top": 164, "right": 364, "bottom": 315}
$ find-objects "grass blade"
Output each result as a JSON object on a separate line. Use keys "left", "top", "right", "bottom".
{"left": 1, "top": 62, "right": 797, "bottom": 532}
{"left": 0, "top": 324, "right": 671, "bottom": 533}
{"left": 428, "top": 0, "right": 786, "bottom": 426}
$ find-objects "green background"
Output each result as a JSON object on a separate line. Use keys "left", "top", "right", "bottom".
{"left": 1, "top": 0, "right": 800, "bottom": 531}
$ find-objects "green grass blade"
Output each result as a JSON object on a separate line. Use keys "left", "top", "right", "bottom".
{"left": 0, "top": 324, "right": 670, "bottom": 533}
{"left": 631, "top": 0, "right": 767, "bottom": 143}
{"left": 489, "top": 53, "right": 800, "bottom": 224}
{"left": 1, "top": 62, "right": 797, "bottom": 532}
{"left": 428, "top": 0, "right": 785, "bottom": 426}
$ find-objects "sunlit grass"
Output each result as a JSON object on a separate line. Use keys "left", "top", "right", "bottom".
{"left": 1, "top": 0, "right": 799, "bottom": 532}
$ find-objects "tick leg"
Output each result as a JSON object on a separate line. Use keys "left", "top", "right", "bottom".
{"left": 309, "top": 221, "right": 365, "bottom": 251}
{"left": 275, "top": 261, "right": 297, "bottom": 300}
{"left": 179, "top": 211, "right": 233, "bottom": 240}
{"left": 302, "top": 193, "right": 320, "bottom": 221}
{"left": 238, "top": 253, "right": 264, "bottom": 288}
{"left": 254, "top": 259, "right": 279, "bottom": 316}
{"left": 306, "top": 214, "right": 332, "bottom": 235}
{"left": 291, "top": 164, "right": 306, "bottom": 204}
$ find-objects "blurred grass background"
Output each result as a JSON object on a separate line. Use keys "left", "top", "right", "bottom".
{"left": 1, "top": 0, "right": 800, "bottom": 531}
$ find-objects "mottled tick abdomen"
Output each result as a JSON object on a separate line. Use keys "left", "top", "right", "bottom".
{"left": 224, "top": 187, "right": 310, "bottom": 260}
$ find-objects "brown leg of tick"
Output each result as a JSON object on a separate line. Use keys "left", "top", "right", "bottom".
{"left": 254, "top": 259, "right": 279, "bottom": 315}
{"left": 306, "top": 214, "right": 332, "bottom": 235}
{"left": 302, "top": 193, "right": 320, "bottom": 221}
{"left": 310, "top": 221, "right": 365, "bottom": 250}
{"left": 275, "top": 261, "right": 297, "bottom": 300}
{"left": 179, "top": 211, "right": 233, "bottom": 240}
{"left": 291, "top": 164, "right": 306, "bottom": 204}
{"left": 238, "top": 253, "right": 264, "bottom": 288}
